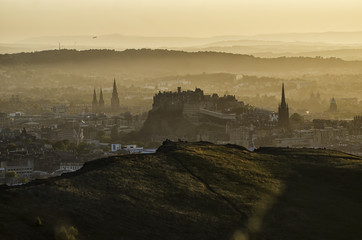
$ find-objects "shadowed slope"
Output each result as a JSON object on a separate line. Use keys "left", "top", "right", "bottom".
{"left": 0, "top": 141, "right": 361, "bottom": 240}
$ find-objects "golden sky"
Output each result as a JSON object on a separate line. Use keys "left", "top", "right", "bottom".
{"left": 1, "top": 0, "right": 362, "bottom": 41}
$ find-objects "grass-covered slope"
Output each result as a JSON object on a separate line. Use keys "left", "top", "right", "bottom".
{"left": 0, "top": 141, "right": 361, "bottom": 240}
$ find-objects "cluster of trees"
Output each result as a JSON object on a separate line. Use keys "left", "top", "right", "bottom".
{"left": 4, "top": 171, "right": 29, "bottom": 185}
{"left": 95, "top": 125, "right": 126, "bottom": 143}
{"left": 52, "top": 140, "right": 90, "bottom": 155}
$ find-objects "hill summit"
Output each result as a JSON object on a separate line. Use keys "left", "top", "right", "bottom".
{"left": 0, "top": 141, "right": 361, "bottom": 240}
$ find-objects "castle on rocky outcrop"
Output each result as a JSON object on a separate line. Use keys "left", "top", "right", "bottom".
{"left": 138, "top": 87, "right": 276, "bottom": 146}
{"left": 151, "top": 87, "right": 244, "bottom": 122}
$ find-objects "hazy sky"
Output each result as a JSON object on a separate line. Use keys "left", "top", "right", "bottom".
{"left": 2, "top": 0, "right": 362, "bottom": 42}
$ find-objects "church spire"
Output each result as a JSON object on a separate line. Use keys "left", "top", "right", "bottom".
{"left": 281, "top": 82, "right": 287, "bottom": 108}
{"left": 99, "top": 88, "right": 105, "bottom": 110}
{"left": 92, "top": 88, "right": 98, "bottom": 113}
{"left": 278, "top": 83, "right": 289, "bottom": 128}
{"left": 113, "top": 78, "right": 118, "bottom": 95}
{"left": 281, "top": 83, "right": 285, "bottom": 103}
{"left": 111, "top": 78, "right": 120, "bottom": 111}
{"left": 329, "top": 97, "right": 337, "bottom": 112}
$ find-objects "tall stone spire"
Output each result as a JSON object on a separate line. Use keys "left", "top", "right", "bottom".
{"left": 111, "top": 78, "right": 120, "bottom": 111}
{"left": 92, "top": 88, "right": 98, "bottom": 113}
{"left": 281, "top": 83, "right": 286, "bottom": 105}
{"left": 99, "top": 88, "right": 105, "bottom": 111}
{"left": 278, "top": 83, "right": 289, "bottom": 128}
{"left": 329, "top": 97, "right": 337, "bottom": 112}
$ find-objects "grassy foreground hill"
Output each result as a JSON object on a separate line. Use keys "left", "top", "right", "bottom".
{"left": 0, "top": 141, "right": 362, "bottom": 240}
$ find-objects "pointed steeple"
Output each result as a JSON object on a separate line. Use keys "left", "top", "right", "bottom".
{"left": 112, "top": 78, "right": 118, "bottom": 95}
{"left": 99, "top": 88, "right": 105, "bottom": 110}
{"left": 92, "top": 88, "right": 97, "bottom": 103}
{"left": 92, "top": 88, "right": 98, "bottom": 113}
{"left": 281, "top": 82, "right": 286, "bottom": 107}
{"left": 278, "top": 83, "right": 289, "bottom": 128}
{"left": 111, "top": 78, "right": 120, "bottom": 111}
{"left": 329, "top": 97, "right": 337, "bottom": 112}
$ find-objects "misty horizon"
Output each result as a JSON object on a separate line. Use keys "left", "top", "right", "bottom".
{"left": 6, "top": 30, "right": 362, "bottom": 43}
{"left": 3, "top": 0, "right": 362, "bottom": 42}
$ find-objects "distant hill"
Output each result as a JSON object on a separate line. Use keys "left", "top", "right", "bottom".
{"left": 0, "top": 141, "right": 361, "bottom": 240}
{"left": 9, "top": 31, "right": 362, "bottom": 49}
{"left": 4, "top": 31, "right": 362, "bottom": 56}
{"left": 13, "top": 34, "right": 244, "bottom": 49}
{"left": 186, "top": 45, "right": 362, "bottom": 61}
{"left": 1, "top": 49, "right": 362, "bottom": 77}
{"left": 293, "top": 48, "right": 362, "bottom": 60}
{"left": 252, "top": 31, "right": 362, "bottom": 44}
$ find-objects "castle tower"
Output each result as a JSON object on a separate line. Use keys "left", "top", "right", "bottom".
{"left": 99, "top": 88, "right": 105, "bottom": 111}
{"left": 92, "top": 88, "right": 98, "bottom": 113}
{"left": 111, "top": 78, "right": 120, "bottom": 111}
{"left": 278, "top": 83, "right": 289, "bottom": 128}
{"left": 329, "top": 97, "right": 337, "bottom": 112}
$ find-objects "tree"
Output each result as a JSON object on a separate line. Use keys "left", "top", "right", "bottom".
{"left": 77, "top": 142, "right": 89, "bottom": 154}
{"left": 110, "top": 125, "right": 119, "bottom": 142}
{"left": 290, "top": 113, "right": 304, "bottom": 125}
{"left": 5, "top": 171, "right": 18, "bottom": 178}
{"left": 6, "top": 143, "right": 17, "bottom": 151}
{"left": 99, "top": 135, "right": 111, "bottom": 143}
{"left": 67, "top": 142, "right": 77, "bottom": 152}
{"left": 5, "top": 171, "right": 18, "bottom": 185}
{"left": 123, "top": 112, "right": 132, "bottom": 125}
{"left": 53, "top": 140, "right": 70, "bottom": 150}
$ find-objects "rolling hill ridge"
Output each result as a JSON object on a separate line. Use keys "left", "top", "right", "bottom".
{"left": 1, "top": 49, "right": 362, "bottom": 77}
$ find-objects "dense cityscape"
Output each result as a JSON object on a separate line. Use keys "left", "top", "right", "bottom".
{"left": 1, "top": 77, "right": 361, "bottom": 185}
